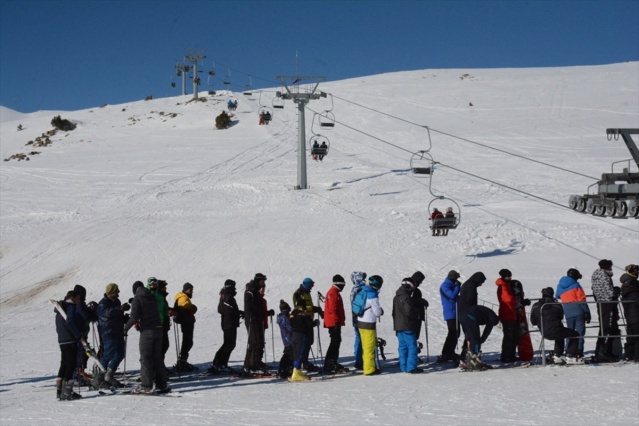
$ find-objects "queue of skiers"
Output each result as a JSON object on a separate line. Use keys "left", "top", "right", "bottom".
{"left": 53, "top": 261, "right": 639, "bottom": 398}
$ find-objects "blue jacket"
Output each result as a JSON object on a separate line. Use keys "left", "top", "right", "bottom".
{"left": 556, "top": 276, "right": 590, "bottom": 319}
{"left": 439, "top": 278, "right": 460, "bottom": 321}
{"left": 97, "top": 295, "right": 125, "bottom": 342}
{"left": 54, "top": 300, "right": 83, "bottom": 345}
{"left": 277, "top": 312, "right": 293, "bottom": 347}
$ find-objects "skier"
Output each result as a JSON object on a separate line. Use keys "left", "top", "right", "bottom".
{"left": 292, "top": 277, "right": 324, "bottom": 372}
{"left": 124, "top": 281, "right": 170, "bottom": 394}
{"left": 210, "top": 279, "right": 242, "bottom": 374}
{"left": 409, "top": 271, "right": 429, "bottom": 343}
{"left": 556, "top": 268, "right": 591, "bottom": 358}
{"left": 174, "top": 282, "right": 198, "bottom": 372}
{"left": 72, "top": 284, "right": 97, "bottom": 386}
{"left": 459, "top": 304, "right": 498, "bottom": 371}
{"left": 496, "top": 269, "right": 519, "bottom": 363}
{"left": 323, "top": 275, "right": 347, "bottom": 373}
{"left": 438, "top": 270, "right": 462, "bottom": 363}
{"left": 458, "top": 272, "right": 486, "bottom": 360}
{"left": 94, "top": 283, "right": 130, "bottom": 388}
{"left": 591, "top": 259, "right": 620, "bottom": 362}
{"left": 277, "top": 300, "right": 294, "bottom": 379}
{"left": 54, "top": 290, "right": 84, "bottom": 400}
{"left": 350, "top": 271, "right": 367, "bottom": 370}
{"left": 242, "top": 273, "right": 268, "bottom": 375}
{"left": 392, "top": 278, "right": 423, "bottom": 373}
{"left": 620, "top": 264, "right": 639, "bottom": 362}
{"left": 359, "top": 275, "right": 384, "bottom": 376}
{"left": 510, "top": 278, "right": 533, "bottom": 362}
{"left": 530, "top": 287, "right": 581, "bottom": 364}
{"left": 289, "top": 302, "right": 315, "bottom": 381}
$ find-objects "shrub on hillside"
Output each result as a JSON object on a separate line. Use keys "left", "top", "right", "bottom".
{"left": 215, "top": 111, "right": 232, "bottom": 129}
{"left": 51, "top": 115, "right": 76, "bottom": 131}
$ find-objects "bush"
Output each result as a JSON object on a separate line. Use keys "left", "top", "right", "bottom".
{"left": 215, "top": 111, "right": 232, "bottom": 129}
{"left": 51, "top": 115, "right": 76, "bottom": 131}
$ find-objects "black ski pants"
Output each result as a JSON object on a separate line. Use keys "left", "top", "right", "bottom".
{"left": 441, "top": 319, "right": 460, "bottom": 358}
{"left": 624, "top": 322, "right": 639, "bottom": 361}
{"left": 547, "top": 327, "right": 580, "bottom": 357}
{"left": 139, "top": 328, "right": 168, "bottom": 389}
{"left": 58, "top": 343, "right": 78, "bottom": 381}
{"left": 244, "top": 320, "right": 265, "bottom": 369}
{"left": 595, "top": 302, "right": 620, "bottom": 356}
{"left": 278, "top": 345, "right": 294, "bottom": 378}
{"left": 500, "top": 320, "right": 519, "bottom": 361}
{"left": 179, "top": 322, "right": 194, "bottom": 361}
{"left": 213, "top": 328, "right": 237, "bottom": 367}
{"left": 324, "top": 325, "right": 342, "bottom": 364}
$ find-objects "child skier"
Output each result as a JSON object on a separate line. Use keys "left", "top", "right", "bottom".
{"left": 277, "top": 300, "right": 294, "bottom": 379}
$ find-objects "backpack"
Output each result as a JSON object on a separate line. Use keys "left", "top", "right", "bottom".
{"left": 351, "top": 287, "right": 369, "bottom": 317}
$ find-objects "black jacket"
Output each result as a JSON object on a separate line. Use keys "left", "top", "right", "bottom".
{"left": 392, "top": 286, "right": 422, "bottom": 333}
{"left": 124, "top": 286, "right": 161, "bottom": 332}
{"left": 530, "top": 296, "right": 565, "bottom": 339}
{"left": 54, "top": 300, "right": 83, "bottom": 345}
{"left": 97, "top": 295, "right": 125, "bottom": 341}
{"left": 458, "top": 272, "right": 486, "bottom": 314}
{"left": 243, "top": 281, "right": 264, "bottom": 324}
{"left": 621, "top": 273, "right": 639, "bottom": 325}
{"left": 218, "top": 289, "right": 241, "bottom": 330}
{"left": 290, "top": 307, "right": 313, "bottom": 334}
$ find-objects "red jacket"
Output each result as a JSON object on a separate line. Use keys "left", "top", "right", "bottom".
{"left": 431, "top": 210, "right": 444, "bottom": 220}
{"left": 323, "top": 285, "right": 345, "bottom": 328}
{"left": 496, "top": 278, "right": 517, "bottom": 321}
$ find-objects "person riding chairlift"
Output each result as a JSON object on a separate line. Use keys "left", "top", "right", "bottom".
{"left": 311, "top": 141, "right": 320, "bottom": 161}
{"left": 431, "top": 208, "right": 444, "bottom": 236}
{"left": 442, "top": 207, "right": 455, "bottom": 236}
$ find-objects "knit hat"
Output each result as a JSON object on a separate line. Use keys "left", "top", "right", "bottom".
{"left": 132, "top": 280, "right": 144, "bottom": 295}
{"left": 224, "top": 279, "right": 236, "bottom": 289}
{"left": 183, "top": 282, "right": 194, "bottom": 292}
{"left": 332, "top": 275, "right": 345, "bottom": 284}
{"left": 402, "top": 277, "right": 415, "bottom": 288}
{"left": 302, "top": 277, "right": 315, "bottom": 291}
{"left": 73, "top": 284, "right": 87, "bottom": 300}
{"left": 447, "top": 270, "right": 460, "bottom": 281}
{"left": 411, "top": 271, "right": 425, "bottom": 286}
{"left": 541, "top": 287, "right": 554, "bottom": 299}
{"left": 626, "top": 264, "right": 639, "bottom": 276}
{"left": 279, "top": 299, "right": 291, "bottom": 313}
{"left": 105, "top": 283, "right": 119, "bottom": 295}
{"left": 499, "top": 269, "right": 512, "bottom": 279}
{"left": 254, "top": 273, "right": 267, "bottom": 282}
{"left": 369, "top": 275, "right": 384, "bottom": 290}
{"left": 598, "top": 259, "right": 613, "bottom": 270}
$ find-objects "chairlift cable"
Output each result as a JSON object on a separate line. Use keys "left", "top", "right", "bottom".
{"left": 331, "top": 94, "right": 598, "bottom": 180}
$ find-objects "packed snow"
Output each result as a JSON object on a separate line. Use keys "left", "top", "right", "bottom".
{"left": 1, "top": 63, "right": 638, "bottom": 425}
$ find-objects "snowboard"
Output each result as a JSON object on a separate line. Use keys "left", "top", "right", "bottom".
{"left": 510, "top": 281, "right": 534, "bottom": 362}
{"left": 50, "top": 299, "right": 106, "bottom": 372}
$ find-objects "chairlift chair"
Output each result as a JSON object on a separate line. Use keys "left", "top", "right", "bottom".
{"left": 428, "top": 199, "right": 461, "bottom": 233}
{"left": 319, "top": 111, "right": 336, "bottom": 128}
{"left": 273, "top": 96, "right": 285, "bottom": 110}
{"left": 258, "top": 106, "right": 273, "bottom": 124}
{"left": 309, "top": 135, "right": 330, "bottom": 157}
{"left": 410, "top": 151, "right": 434, "bottom": 176}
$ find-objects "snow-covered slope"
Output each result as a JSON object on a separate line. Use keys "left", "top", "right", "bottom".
{"left": 1, "top": 63, "right": 638, "bottom": 425}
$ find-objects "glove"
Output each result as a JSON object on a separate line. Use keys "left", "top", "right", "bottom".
{"left": 313, "top": 319, "right": 320, "bottom": 327}
{"left": 123, "top": 313, "right": 130, "bottom": 322}
{"left": 319, "top": 309, "right": 324, "bottom": 319}
{"left": 585, "top": 312, "right": 591, "bottom": 324}
{"left": 168, "top": 308, "right": 175, "bottom": 317}
{"left": 523, "top": 299, "right": 531, "bottom": 307}
{"left": 239, "top": 310, "right": 245, "bottom": 319}
{"left": 121, "top": 302, "right": 131, "bottom": 312}
{"left": 134, "top": 321, "right": 140, "bottom": 330}
{"left": 455, "top": 280, "right": 462, "bottom": 286}
{"left": 613, "top": 286, "right": 621, "bottom": 299}
{"left": 268, "top": 309, "right": 275, "bottom": 317}
{"left": 421, "top": 299, "right": 429, "bottom": 309}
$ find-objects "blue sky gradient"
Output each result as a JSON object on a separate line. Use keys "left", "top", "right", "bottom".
{"left": 1, "top": 0, "right": 638, "bottom": 112}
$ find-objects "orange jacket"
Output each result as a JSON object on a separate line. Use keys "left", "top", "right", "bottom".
{"left": 323, "top": 285, "right": 345, "bottom": 328}
{"left": 496, "top": 278, "right": 517, "bottom": 321}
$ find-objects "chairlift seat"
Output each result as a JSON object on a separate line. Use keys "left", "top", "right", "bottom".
{"left": 430, "top": 217, "right": 458, "bottom": 230}
{"left": 320, "top": 122, "right": 335, "bottom": 128}
{"left": 273, "top": 104, "right": 284, "bottom": 109}
{"left": 412, "top": 167, "right": 431, "bottom": 175}
{"left": 311, "top": 147, "right": 328, "bottom": 156}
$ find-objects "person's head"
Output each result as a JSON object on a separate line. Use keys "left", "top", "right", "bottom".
{"left": 567, "top": 268, "right": 582, "bottom": 281}
{"left": 447, "top": 270, "right": 460, "bottom": 281}
{"left": 223, "top": 279, "right": 236, "bottom": 295}
{"left": 499, "top": 269, "right": 512, "bottom": 281}
{"left": 254, "top": 273, "right": 267, "bottom": 285}
{"left": 158, "top": 280, "right": 168, "bottom": 295}
{"left": 433, "top": 207, "right": 439, "bottom": 212}
{"left": 105, "top": 283, "right": 120, "bottom": 300}
{"left": 411, "top": 271, "right": 425, "bottom": 287}
{"left": 332, "top": 275, "right": 346, "bottom": 291}
{"left": 626, "top": 264, "right": 639, "bottom": 277}
{"left": 368, "top": 275, "right": 384, "bottom": 291}
{"left": 73, "top": 284, "right": 87, "bottom": 302}
{"left": 301, "top": 277, "right": 315, "bottom": 292}
{"left": 598, "top": 259, "right": 613, "bottom": 271}
{"left": 401, "top": 277, "right": 415, "bottom": 290}
{"left": 64, "top": 290, "right": 79, "bottom": 303}
{"left": 446, "top": 206, "right": 453, "bottom": 213}
{"left": 541, "top": 287, "right": 554, "bottom": 299}
{"left": 147, "top": 276, "right": 158, "bottom": 291}
{"left": 132, "top": 280, "right": 144, "bottom": 295}
{"left": 279, "top": 299, "right": 291, "bottom": 314}
{"left": 183, "top": 282, "right": 194, "bottom": 297}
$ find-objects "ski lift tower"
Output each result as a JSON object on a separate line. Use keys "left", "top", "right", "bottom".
{"left": 175, "top": 62, "right": 190, "bottom": 95}
{"left": 276, "top": 75, "right": 327, "bottom": 189}
{"left": 185, "top": 51, "right": 205, "bottom": 100}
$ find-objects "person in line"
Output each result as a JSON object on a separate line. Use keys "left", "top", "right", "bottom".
{"left": 54, "top": 290, "right": 83, "bottom": 401}
{"left": 409, "top": 271, "right": 429, "bottom": 346}
{"left": 496, "top": 269, "right": 519, "bottom": 363}
{"left": 438, "top": 270, "right": 462, "bottom": 363}
{"left": 620, "top": 264, "right": 639, "bottom": 362}
{"left": 556, "top": 268, "right": 591, "bottom": 358}
{"left": 457, "top": 272, "right": 487, "bottom": 360}
{"left": 277, "top": 300, "right": 294, "bottom": 379}
{"left": 124, "top": 281, "right": 170, "bottom": 394}
{"left": 243, "top": 273, "right": 268, "bottom": 375}
{"left": 323, "top": 275, "right": 347, "bottom": 373}
{"left": 174, "top": 282, "right": 198, "bottom": 372}
{"left": 350, "top": 271, "right": 367, "bottom": 370}
{"left": 94, "top": 283, "right": 130, "bottom": 388}
{"left": 591, "top": 259, "right": 621, "bottom": 362}
{"left": 292, "top": 277, "right": 323, "bottom": 372}
{"left": 392, "top": 277, "right": 423, "bottom": 374}
{"left": 531, "top": 287, "right": 582, "bottom": 364}
{"left": 358, "top": 275, "right": 384, "bottom": 376}
{"left": 289, "top": 302, "right": 315, "bottom": 381}
{"left": 210, "top": 279, "right": 242, "bottom": 374}
{"left": 459, "top": 304, "right": 499, "bottom": 371}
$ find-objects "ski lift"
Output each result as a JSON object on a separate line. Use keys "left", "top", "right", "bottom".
{"left": 428, "top": 199, "right": 461, "bottom": 233}
{"left": 243, "top": 76, "right": 253, "bottom": 96}
{"left": 318, "top": 94, "right": 335, "bottom": 128}
{"left": 258, "top": 106, "right": 273, "bottom": 124}
{"left": 308, "top": 135, "right": 330, "bottom": 159}
{"left": 273, "top": 96, "right": 285, "bottom": 110}
{"left": 410, "top": 151, "right": 433, "bottom": 176}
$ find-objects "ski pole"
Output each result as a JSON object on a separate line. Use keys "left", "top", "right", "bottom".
{"left": 123, "top": 335, "right": 128, "bottom": 382}
{"left": 316, "top": 291, "right": 324, "bottom": 364}
{"left": 270, "top": 315, "right": 275, "bottom": 364}
{"left": 424, "top": 309, "right": 430, "bottom": 361}
{"left": 173, "top": 318, "right": 181, "bottom": 377}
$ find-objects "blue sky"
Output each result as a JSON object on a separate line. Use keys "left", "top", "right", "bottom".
{"left": 1, "top": 0, "right": 638, "bottom": 113}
